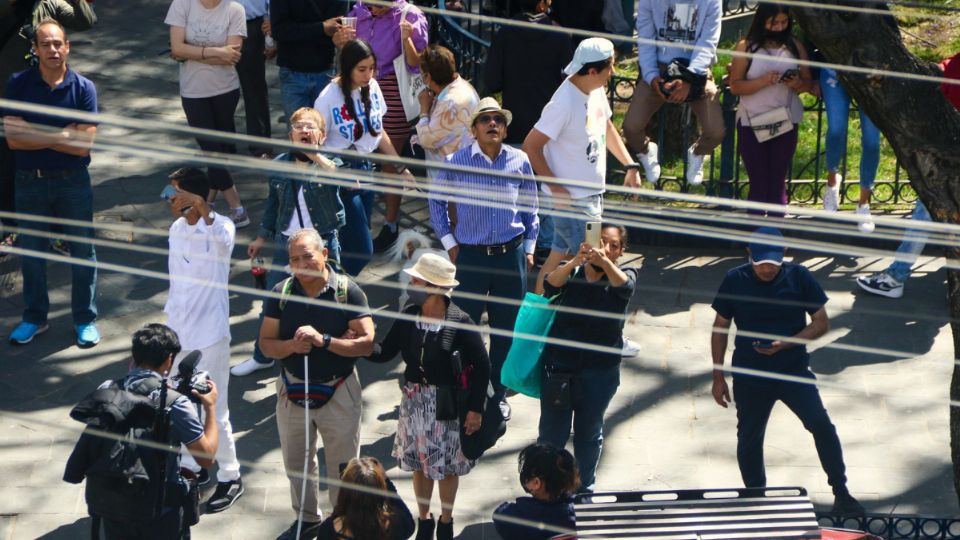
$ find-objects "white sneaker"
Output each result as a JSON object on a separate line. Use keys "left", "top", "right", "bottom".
{"left": 823, "top": 181, "right": 841, "bottom": 212}
{"left": 637, "top": 143, "right": 661, "bottom": 182}
{"left": 686, "top": 145, "right": 705, "bottom": 185}
{"left": 856, "top": 272, "right": 903, "bottom": 299}
{"left": 856, "top": 204, "right": 875, "bottom": 234}
{"left": 230, "top": 357, "right": 275, "bottom": 376}
{"left": 621, "top": 336, "right": 641, "bottom": 358}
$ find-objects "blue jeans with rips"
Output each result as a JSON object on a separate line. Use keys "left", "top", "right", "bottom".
{"left": 821, "top": 68, "right": 881, "bottom": 191}
{"left": 14, "top": 168, "right": 97, "bottom": 325}
{"left": 538, "top": 364, "right": 620, "bottom": 492}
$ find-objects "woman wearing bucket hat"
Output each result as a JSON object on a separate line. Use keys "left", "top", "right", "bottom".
{"left": 367, "top": 253, "right": 491, "bottom": 540}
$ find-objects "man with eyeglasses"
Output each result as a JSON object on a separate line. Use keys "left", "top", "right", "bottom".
{"left": 428, "top": 96, "right": 539, "bottom": 421}
{"left": 232, "top": 106, "right": 345, "bottom": 377}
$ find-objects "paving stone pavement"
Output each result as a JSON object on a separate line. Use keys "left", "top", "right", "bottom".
{"left": 1, "top": 1, "right": 958, "bottom": 538}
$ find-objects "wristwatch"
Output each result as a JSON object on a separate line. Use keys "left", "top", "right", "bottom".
{"left": 321, "top": 333, "right": 332, "bottom": 349}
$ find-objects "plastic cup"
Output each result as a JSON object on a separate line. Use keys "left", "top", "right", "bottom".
{"left": 341, "top": 17, "right": 357, "bottom": 28}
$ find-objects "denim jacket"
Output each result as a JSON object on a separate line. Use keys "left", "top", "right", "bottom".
{"left": 257, "top": 152, "right": 346, "bottom": 239}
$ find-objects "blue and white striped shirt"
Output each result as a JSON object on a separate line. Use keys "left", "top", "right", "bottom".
{"left": 429, "top": 142, "right": 539, "bottom": 254}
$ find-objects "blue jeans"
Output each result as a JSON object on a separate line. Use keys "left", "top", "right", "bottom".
{"left": 821, "top": 68, "right": 881, "bottom": 191}
{"left": 733, "top": 375, "right": 848, "bottom": 493}
{"left": 551, "top": 194, "right": 603, "bottom": 254}
{"left": 885, "top": 200, "right": 931, "bottom": 282}
{"left": 14, "top": 168, "right": 97, "bottom": 325}
{"left": 456, "top": 244, "right": 527, "bottom": 403}
{"left": 340, "top": 188, "right": 374, "bottom": 277}
{"left": 278, "top": 67, "right": 333, "bottom": 123}
{"left": 252, "top": 230, "right": 340, "bottom": 364}
{"left": 536, "top": 187, "right": 554, "bottom": 250}
{"left": 538, "top": 364, "right": 620, "bottom": 492}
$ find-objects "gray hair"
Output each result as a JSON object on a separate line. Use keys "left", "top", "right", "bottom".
{"left": 287, "top": 228, "right": 326, "bottom": 252}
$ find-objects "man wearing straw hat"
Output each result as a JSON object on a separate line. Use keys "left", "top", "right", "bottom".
{"left": 429, "top": 96, "right": 539, "bottom": 421}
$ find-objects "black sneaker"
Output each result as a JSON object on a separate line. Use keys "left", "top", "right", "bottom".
{"left": 197, "top": 469, "right": 211, "bottom": 486}
{"left": 499, "top": 399, "right": 512, "bottom": 422}
{"left": 277, "top": 520, "right": 322, "bottom": 540}
{"left": 372, "top": 225, "right": 399, "bottom": 253}
{"left": 832, "top": 491, "right": 866, "bottom": 517}
{"left": 206, "top": 478, "right": 244, "bottom": 513}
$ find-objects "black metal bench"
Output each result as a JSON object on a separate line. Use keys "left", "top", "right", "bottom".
{"left": 574, "top": 487, "right": 823, "bottom": 539}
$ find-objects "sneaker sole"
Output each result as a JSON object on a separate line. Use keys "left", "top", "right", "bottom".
{"left": 10, "top": 324, "right": 50, "bottom": 345}
{"left": 205, "top": 485, "right": 244, "bottom": 513}
{"left": 856, "top": 280, "right": 903, "bottom": 299}
{"left": 232, "top": 219, "right": 251, "bottom": 228}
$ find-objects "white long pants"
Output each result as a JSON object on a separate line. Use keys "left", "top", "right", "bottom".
{"left": 173, "top": 336, "right": 241, "bottom": 482}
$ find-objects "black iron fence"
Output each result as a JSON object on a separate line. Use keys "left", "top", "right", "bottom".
{"left": 607, "top": 74, "right": 916, "bottom": 205}
{"left": 817, "top": 513, "right": 960, "bottom": 539}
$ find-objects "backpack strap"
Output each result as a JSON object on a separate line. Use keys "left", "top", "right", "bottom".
{"left": 279, "top": 276, "right": 295, "bottom": 311}
{"left": 335, "top": 273, "right": 349, "bottom": 305}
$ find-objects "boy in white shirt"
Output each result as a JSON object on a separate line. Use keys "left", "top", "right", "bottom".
{"left": 163, "top": 167, "right": 244, "bottom": 512}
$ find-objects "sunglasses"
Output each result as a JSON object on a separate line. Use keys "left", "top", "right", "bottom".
{"left": 476, "top": 113, "right": 506, "bottom": 126}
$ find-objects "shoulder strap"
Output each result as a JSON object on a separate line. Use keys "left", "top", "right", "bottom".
{"left": 279, "top": 276, "right": 296, "bottom": 311}
{"left": 335, "top": 273, "right": 349, "bottom": 305}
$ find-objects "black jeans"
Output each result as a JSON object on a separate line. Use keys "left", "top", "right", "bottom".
{"left": 180, "top": 89, "right": 240, "bottom": 191}
{"left": 0, "top": 137, "right": 15, "bottom": 227}
{"left": 733, "top": 375, "right": 848, "bottom": 493}
{"left": 102, "top": 507, "right": 187, "bottom": 540}
{"left": 236, "top": 16, "right": 271, "bottom": 155}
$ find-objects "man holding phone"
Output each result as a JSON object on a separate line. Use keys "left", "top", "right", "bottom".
{"left": 429, "top": 97, "right": 539, "bottom": 421}
{"left": 709, "top": 227, "right": 864, "bottom": 516}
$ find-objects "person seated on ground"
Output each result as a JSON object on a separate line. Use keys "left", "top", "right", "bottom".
{"left": 317, "top": 456, "right": 415, "bottom": 540}
{"left": 493, "top": 443, "right": 579, "bottom": 540}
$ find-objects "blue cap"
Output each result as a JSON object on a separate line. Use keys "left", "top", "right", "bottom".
{"left": 748, "top": 227, "right": 784, "bottom": 266}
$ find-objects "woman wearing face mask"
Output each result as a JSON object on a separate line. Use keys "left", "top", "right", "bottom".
{"left": 366, "top": 253, "right": 491, "bottom": 540}
{"left": 728, "top": 3, "right": 812, "bottom": 214}
{"left": 314, "top": 39, "right": 414, "bottom": 276}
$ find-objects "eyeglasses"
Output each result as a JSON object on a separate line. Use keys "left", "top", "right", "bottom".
{"left": 476, "top": 114, "right": 506, "bottom": 126}
{"left": 292, "top": 122, "right": 320, "bottom": 131}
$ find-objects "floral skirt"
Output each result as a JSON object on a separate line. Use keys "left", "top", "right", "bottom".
{"left": 392, "top": 383, "right": 475, "bottom": 481}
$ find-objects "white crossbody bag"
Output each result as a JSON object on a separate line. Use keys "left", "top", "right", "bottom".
{"left": 749, "top": 106, "right": 792, "bottom": 142}
{"left": 394, "top": 4, "right": 427, "bottom": 121}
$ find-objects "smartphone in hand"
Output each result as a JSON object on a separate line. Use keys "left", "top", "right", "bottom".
{"left": 779, "top": 69, "right": 799, "bottom": 82}
{"left": 584, "top": 221, "right": 601, "bottom": 248}
{"left": 753, "top": 339, "right": 773, "bottom": 349}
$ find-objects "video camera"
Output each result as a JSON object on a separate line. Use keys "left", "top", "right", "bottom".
{"left": 170, "top": 350, "right": 213, "bottom": 403}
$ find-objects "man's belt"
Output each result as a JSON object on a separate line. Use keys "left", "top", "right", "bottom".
{"left": 19, "top": 167, "right": 85, "bottom": 179}
{"left": 461, "top": 234, "right": 522, "bottom": 256}
{"left": 247, "top": 15, "right": 264, "bottom": 22}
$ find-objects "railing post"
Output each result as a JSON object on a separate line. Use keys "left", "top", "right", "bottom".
{"left": 717, "top": 85, "right": 738, "bottom": 199}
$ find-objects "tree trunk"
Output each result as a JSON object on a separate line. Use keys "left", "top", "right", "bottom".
{"left": 793, "top": 5, "right": 960, "bottom": 505}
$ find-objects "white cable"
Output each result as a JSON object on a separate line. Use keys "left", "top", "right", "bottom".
{"left": 296, "top": 354, "right": 310, "bottom": 538}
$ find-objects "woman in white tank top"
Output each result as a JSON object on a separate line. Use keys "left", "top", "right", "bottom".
{"left": 728, "top": 4, "right": 812, "bottom": 214}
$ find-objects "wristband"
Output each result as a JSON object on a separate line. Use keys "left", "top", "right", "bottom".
{"left": 322, "top": 334, "right": 332, "bottom": 349}
{"left": 624, "top": 163, "right": 641, "bottom": 171}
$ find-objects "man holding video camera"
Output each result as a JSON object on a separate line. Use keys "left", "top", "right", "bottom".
{"left": 163, "top": 167, "right": 244, "bottom": 513}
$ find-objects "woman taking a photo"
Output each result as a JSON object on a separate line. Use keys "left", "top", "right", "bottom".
{"left": 165, "top": 0, "right": 251, "bottom": 228}
{"left": 335, "top": 0, "right": 429, "bottom": 251}
{"left": 317, "top": 456, "right": 415, "bottom": 539}
{"left": 367, "top": 253, "right": 491, "bottom": 540}
{"left": 728, "top": 3, "right": 812, "bottom": 214}
{"left": 313, "top": 39, "right": 414, "bottom": 276}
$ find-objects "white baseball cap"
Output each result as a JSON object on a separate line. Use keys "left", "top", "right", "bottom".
{"left": 563, "top": 37, "right": 615, "bottom": 76}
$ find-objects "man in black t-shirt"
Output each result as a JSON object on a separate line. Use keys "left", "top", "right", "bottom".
{"left": 710, "top": 227, "right": 864, "bottom": 516}
{"left": 258, "top": 228, "right": 374, "bottom": 539}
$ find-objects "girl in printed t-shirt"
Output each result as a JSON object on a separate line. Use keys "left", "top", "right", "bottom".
{"left": 314, "top": 39, "right": 415, "bottom": 277}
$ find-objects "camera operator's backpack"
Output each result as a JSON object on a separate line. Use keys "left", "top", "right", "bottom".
{"left": 64, "top": 376, "right": 184, "bottom": 533}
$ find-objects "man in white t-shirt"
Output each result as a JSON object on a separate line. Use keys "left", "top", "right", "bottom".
{"left": 163, "top": 167, "right": 244, "bottom": 513}
{"left": 523, "top": 38, "right": 640, "bottom": 295}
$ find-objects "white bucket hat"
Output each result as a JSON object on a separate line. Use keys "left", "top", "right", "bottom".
{"left": 403, "top": 253, "right": 459, "bottom": 288}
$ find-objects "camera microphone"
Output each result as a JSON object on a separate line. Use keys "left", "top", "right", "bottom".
{"left": 178, "top": 350, "right": 202, "bottom": 376}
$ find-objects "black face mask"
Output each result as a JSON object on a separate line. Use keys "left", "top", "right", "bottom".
{"left": 763, "top": 28, "right": 790, "bottom": 44}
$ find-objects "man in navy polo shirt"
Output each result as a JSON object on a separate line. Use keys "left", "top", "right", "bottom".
{"left": 710, "top": 227, "right": 865, "bottom": 516}
{"left": 2, "top": 18, "right": 99, "bottom": 347}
